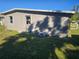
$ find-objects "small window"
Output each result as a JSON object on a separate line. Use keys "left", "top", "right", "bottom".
{"left": 9, "top": 16, "right": 13, "bottom": 23}
{"left": 26, "top": 16, "right": 31, "bottom": 24}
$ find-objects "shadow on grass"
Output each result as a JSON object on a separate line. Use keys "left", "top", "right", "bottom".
{"left": 0, "top": 32, "right": 79, "bottom": 59}
{"left": 65, "top": 35, "right": 79, "bottom": 59}
{"left": 65, "top": 49, "right": 79, "bottom": 59}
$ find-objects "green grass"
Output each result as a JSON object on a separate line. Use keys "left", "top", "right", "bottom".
{"left": 0, "top": 25, "right": 79, "bottom": 59}
{"left": 68, "top": 29, "right": 79, "bottom": 37}
{"left": 0, "top": 25, "right": 18, "bottom": 44}
{"left": 68, "top": 23, "right": 79, "bottom": 37}
{"left": 70, "top": 29, "right": 79, "bottom": 35}
{"left": 55, "top": 48, "right": 67, "bottom": 59}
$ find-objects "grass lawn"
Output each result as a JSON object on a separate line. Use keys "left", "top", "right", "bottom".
{"left": 0, "top": 25, "right": 79, "bottom": 59}
{"left": 70, "top": 29, "right": 79, "bottom": 35}
{"left": 0, "top": 25, "right": 18, "bottom": 45}
{"left": 68, "top": 29, "right": 79, "bottom": 37}
{"left": 68, "top": 23, "right": 79, "bottom": 37}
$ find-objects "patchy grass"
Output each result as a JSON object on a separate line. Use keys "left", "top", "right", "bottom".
{"left": 68, "top": 29, "right": 79, "bottom": 37}
{"left": 0, "top": 33, "right": 79, "bottom": 59}
{"left": 70, "top": 29, "right": 79, "bottom": 35}
{"left": 55, "top": 48, "right": 67, "bottom": 59}
{"left": 0, "top": 25, "right": 18, "bottom": 45}
{"left": 0, "top": 25, "right": 79, "bottom": 59}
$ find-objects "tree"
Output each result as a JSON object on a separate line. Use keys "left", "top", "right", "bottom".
{"left": 70, "top": 12, "right": 79, "bottom": 21}
{"left": 68, "top": 12, "right": 79, "bottom": 37}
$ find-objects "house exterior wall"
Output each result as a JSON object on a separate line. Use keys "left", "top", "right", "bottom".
{"left": 3, "top": 12, "right": 52, "bottom": 32}
{"left": 2, "top": 11, "right": 71, "bottom": 37}
{"left": 3, "top": 12, "right": 26, "bottom": 32}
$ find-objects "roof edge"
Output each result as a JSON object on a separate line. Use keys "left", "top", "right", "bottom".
{"left": 1, "top": 8, "right": 75, "bottom": 14}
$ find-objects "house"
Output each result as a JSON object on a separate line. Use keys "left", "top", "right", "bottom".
{"left": 0, "top": 14, "right": 4, "bottom": 25}
{"left": 0, "top": 8, "right": 75, "bottom": 37}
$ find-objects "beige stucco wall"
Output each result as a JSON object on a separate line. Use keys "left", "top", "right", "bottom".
{"left": 2, "top": 12, "right": 53, "bottom": 32}
{"left": 2, "top": 11, "right": 70, "bottom": 37}
{"left": 15, "top": 12, "right": 56, "bottom": 33}
{"left": 3, "top": 12, "right": 26, "bottom": 32}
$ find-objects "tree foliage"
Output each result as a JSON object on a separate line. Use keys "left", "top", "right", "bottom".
{"left": 70, "top": 12, "right": 79, "bottom": 21}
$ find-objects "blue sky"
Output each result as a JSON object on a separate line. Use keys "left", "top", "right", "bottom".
{"left": 0, "top": 0, "right": 79, "bottom": 12}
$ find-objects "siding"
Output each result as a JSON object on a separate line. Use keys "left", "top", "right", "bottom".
{"left": 3, "top": 11, "right": 71, "bottom": 38}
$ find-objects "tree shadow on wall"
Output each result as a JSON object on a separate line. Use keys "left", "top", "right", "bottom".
{"left": 51, "top": 15, "right": 69, "bottom": 36}
{"left": 28, "top": 24, "right": 34, "bottom": 33}
{"left": 36, "top": 16, "right": 49, "bottom": 32}
{"left": 28, "top": 15, "right": 69, "bottom": 38}
{"left": 51, "top": 16, "right": 61, "bottom": 36}
{"left": 53, "top": 16, "right": 61, "bottom": 30}
{"left": 28, "top": 16, "right": 49, "bottom": 33}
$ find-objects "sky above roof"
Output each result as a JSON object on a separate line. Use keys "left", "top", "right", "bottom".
{"left": 0, "top": 0, "right": 79, "bottom": 12}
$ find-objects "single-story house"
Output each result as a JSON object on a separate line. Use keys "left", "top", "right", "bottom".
{"left": 0, "top": 8, "right": 75, "bottom": 37}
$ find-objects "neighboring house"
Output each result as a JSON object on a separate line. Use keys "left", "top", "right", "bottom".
{"left": 0, "top": 8, "right": 75, "bottom": 37}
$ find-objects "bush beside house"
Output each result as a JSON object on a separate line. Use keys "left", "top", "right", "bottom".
{"left": 68, "top": 12, "right": 79, "bottom": 37}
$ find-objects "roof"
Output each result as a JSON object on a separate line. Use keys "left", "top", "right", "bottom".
{"left": 1, "top": 8, "right": 75, "bottom": 15}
